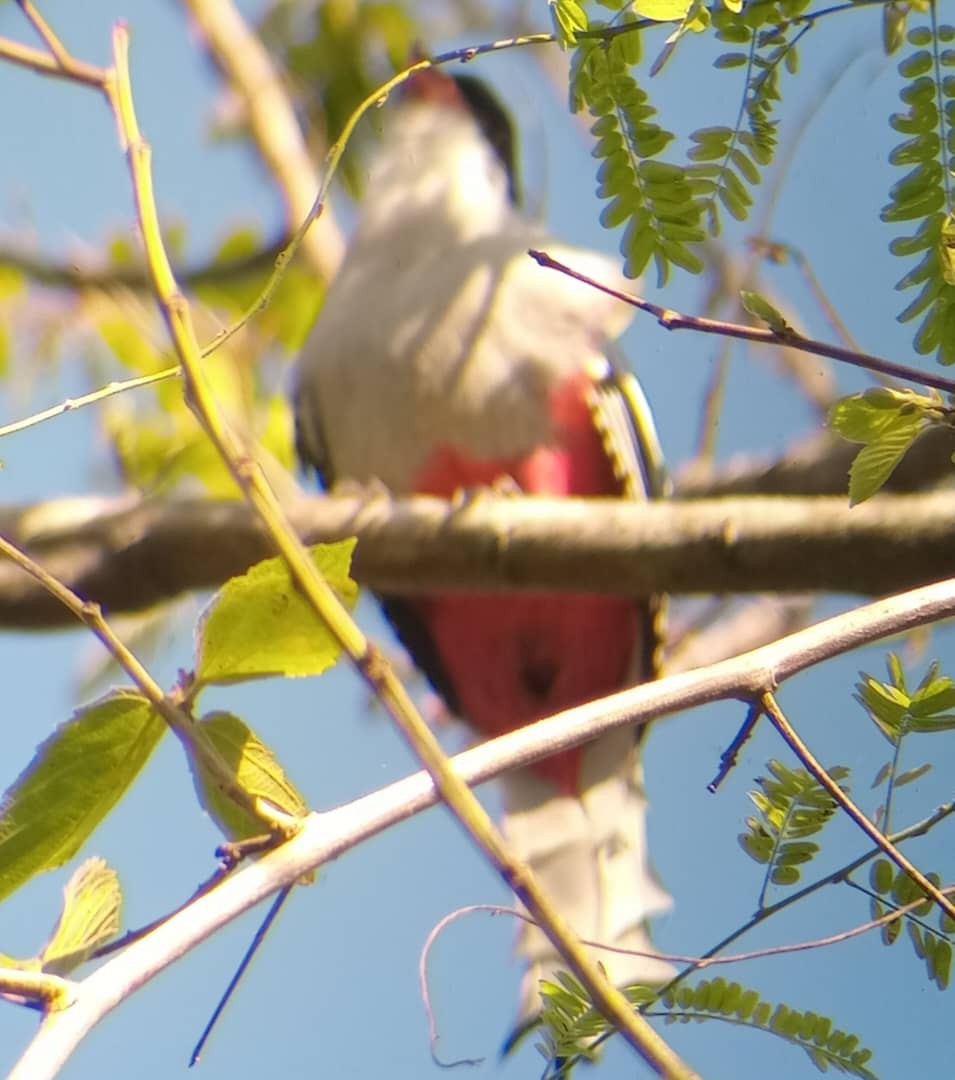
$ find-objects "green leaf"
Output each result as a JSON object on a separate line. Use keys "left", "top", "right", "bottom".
{"left": 740, "top": 290, "right": 792, "bottom": 333}
{"left": 871, "top": 858, "right": 894, "bottom": 895}
{"left": 540, "top": 978, "right": 879, "bottom": 1078}
{"left": 633, "top": 0, "right": 691, "bottom": 20}
{"left": 739, "top": 760, "right": 848, "bottom": 900}
{"left": 847, "top": 420, "right": 923, "bottom": 504}
{"left": 895, "top": 762, "right": 932, "bottom": 786}
{"left": 190, "top": 711, "right": 308, "bottom": 841}
{"left": 883, "top": 3, "right": 908, "bottom": 55}
{"left": 41, "top": 858, "right": 122, "bottom": 975}
{"left": 0, "top": 691, "right": 165, "bottom": 902}
{"left": 939, "top": 212, "right": 955, "bottom": 285}
{"left": 829, "top": 387, "right": 935, "bottom": 442}
{"left": 195, "top": 540, "right": 358, "bottom": 687}
{"left": 549, "top": 0, "right": 588, "bottom": 48}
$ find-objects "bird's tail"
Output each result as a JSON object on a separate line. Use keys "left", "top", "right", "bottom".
{"left": 499, "top": 726, "right": 674, "bottom": 1025}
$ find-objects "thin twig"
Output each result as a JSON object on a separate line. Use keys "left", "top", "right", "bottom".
{"left": 529, "top": 249, "right": 955, "bottom": 396}
{"left": 0, "top": 235, "right": 288, "bottom": 293}
{"left": 418, "top": 882, "right": 955, "bottom": 1061}
{"left": 0, "top": 367, "right": 179, "bottom": 441}
{"left": 0, "top": 29, "right": 106, "bottom": 89}
{"left": 16, "top": 0, "right": 73, "bottom": 69}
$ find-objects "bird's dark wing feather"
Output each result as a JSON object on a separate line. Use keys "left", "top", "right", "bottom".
{"left": 586, "top": 362, "right": 669, "bottom": 682}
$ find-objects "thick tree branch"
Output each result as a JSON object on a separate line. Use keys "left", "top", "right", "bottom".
{"left": 676, "top": 426, "right": 955, "bottom": 497}
{"left": 0, "top": 487, "right": 953, "bottom": 627}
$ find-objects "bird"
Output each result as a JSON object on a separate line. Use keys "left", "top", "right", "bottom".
{"left": 294, "top": 62, "right": 674, "bottom": 1027}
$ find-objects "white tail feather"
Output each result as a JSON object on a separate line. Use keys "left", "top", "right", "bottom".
{"left": 498, "top": 728, "right": 673, "bottom": 1021}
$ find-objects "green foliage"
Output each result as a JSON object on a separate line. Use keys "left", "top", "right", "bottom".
{"left": 571, "top": 24, "right": 704, "bottom": 282}
{"left": 39, "top": 857, "right": 122, "bottom": 976}
{"left": 189, "top": 711, "right": 308, "bottom": 841}
{"left": 827, "top": 386, "right": 949, "bottom": 504}
{"left": 550, "top": 0, "right": 589, "bottom": 49}
{"left": 261, "top": 0, "right": 417, "bottom": 197}
{"left": 0, "top": 691, "right": 165, "bottom": 903}
{"left": 858, "top": 655, "right": 954, "bottom": 832}
{"left": 739, "top": 758, "right": 849, "bottom": 904}
{"left": 0, "top": 540, "right": 359, "bottom": 902}
{"left": 0, "top": 858, "right": 122, "bottom": 978}
{"left": 194, "top": 540, "right": 358, "bottom": 689}
{"left": 537, "top": 973, "right": 878, "bottom": 1078}
{"left": 868, "top": 857, "right": 954, "bottom": 989}
{"left": 855, "top": 655, "right": 955, "bottom": 744}
{"left": 686, "top": 0, "right": 807, "bottom": 234}
{"left": 739, "top": 288, "right": 792, "bottom": 332}
{"left": 882, "top": 23, "right": 955, "bottom": 363}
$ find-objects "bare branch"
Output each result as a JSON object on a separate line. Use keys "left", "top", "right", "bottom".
{"left": 530, "top": 248, "right": 955, "bottom": 396}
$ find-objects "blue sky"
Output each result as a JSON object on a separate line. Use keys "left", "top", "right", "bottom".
{"left": 0, "top": 2, "right": 953, "bottom": 1079}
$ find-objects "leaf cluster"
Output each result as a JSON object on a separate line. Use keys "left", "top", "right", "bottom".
{"left": 537, "top": 971, "right": 877, "bottom": 1078}
{"left": 0, "top": 542, "right": 357, "bottom": 917}
{"left": 739, "top": 758, "right": 848, "bottom": 901}
{"left": 571, "top": 23, "right": 705, "bottom": 283}
{"left": 258, "top": 0, "right": 417, "bottom": 197}
{"left": 687, "top": 0, "right": 807, "bottom": 233}
{"left": 855, "top": 654, "right": 955, "bottom": 745}
{"left": 868, "top": 856, "right": 954, "bottom": 989}
{"left": 828, "top": 386, "right": 951, "bottom": 504}
{"left": 882, "top": 24, "right": 955, "bottom": 364}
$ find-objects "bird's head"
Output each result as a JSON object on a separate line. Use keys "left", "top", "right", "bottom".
{"left": 353, "top": 62, "right": 521, "bottom": 243}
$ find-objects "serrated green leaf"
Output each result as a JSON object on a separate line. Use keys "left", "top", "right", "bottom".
{"left": 195, "top": 541, "right": 358, "bottom": 687}
{"left": 41, "top": 858, "right": 121, "bottom": 975}
{"left": 0, "top": 691, "right": 165, "bottom": 903}
{"left": 191, "top": 711, "right": 308, "bottom": 842}
{"left": 847, "top": 420, "right": 924, "bottom": 504}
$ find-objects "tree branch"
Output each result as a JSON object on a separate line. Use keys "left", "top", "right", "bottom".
{"left": 181, "top": 0, "right": 344, "bottom": 280}
{"left": 676, "top": 426, "right": 955, "bottom": 497}
{"left": 14, "top": 575, "right": 955, "bottom": 1079}
{"left": 2, "top": 487, "right": 955, "bottom": 627}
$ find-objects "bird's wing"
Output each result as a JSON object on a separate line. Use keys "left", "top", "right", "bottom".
{"left": 586, "top": 360, "right": 668, "bottom": 682}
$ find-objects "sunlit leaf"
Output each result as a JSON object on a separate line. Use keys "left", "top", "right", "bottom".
{"left": 0, "top": 691, "right": 165, "bottom": 902}
{"left": 195, "top": 540, "right": 358, "bottom": 687}
{"left": 41, "top": 858, "right": 122, "bottom": 975}
{"left": 190, "top": 711, "right": 307, "bottom": 841}
{"left": 740, "top": 290, "right": 792, "bottom": 333}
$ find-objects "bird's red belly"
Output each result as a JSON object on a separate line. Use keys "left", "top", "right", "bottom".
{"left": 410, "top": 374, "right": 639, "bottom": 795}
